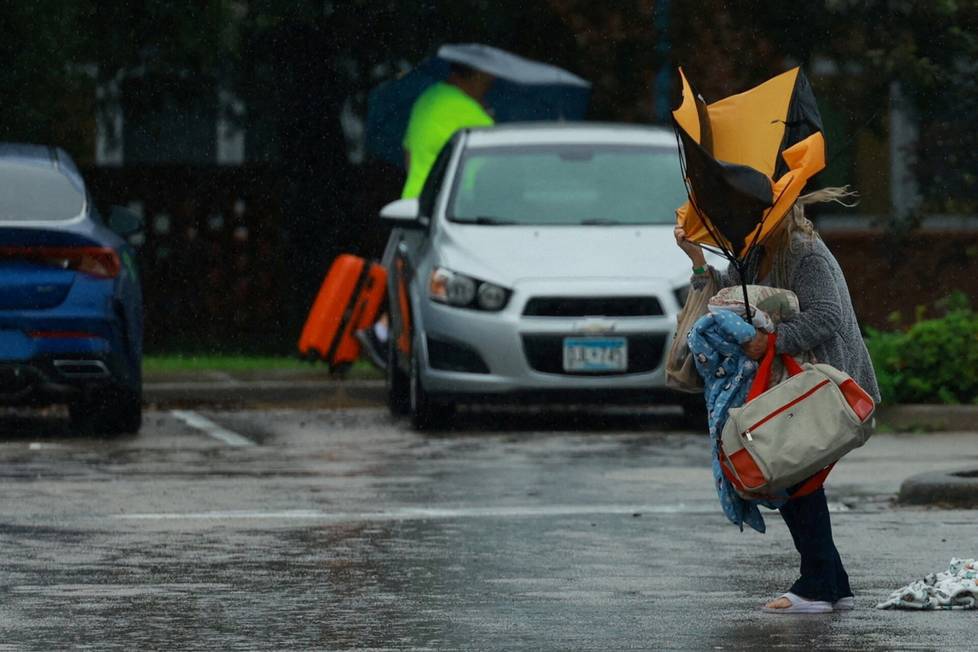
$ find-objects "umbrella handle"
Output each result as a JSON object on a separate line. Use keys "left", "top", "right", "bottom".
{"left": 733, "top": 259, "right": 752, "bottom": 323}
{"left": 740, "top": 275, "right": 752, "bottom": 323}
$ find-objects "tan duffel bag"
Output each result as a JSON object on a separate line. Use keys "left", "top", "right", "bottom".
{"left": 719, "top": 333, "right": 876, "bottom": 499}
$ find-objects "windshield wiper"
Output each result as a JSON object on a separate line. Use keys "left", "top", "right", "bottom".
{"left": 452, "top": 216, "right": 519, "bottom": 225}
{"left": 579, "top": 218, "right": 622, "bottom": 225}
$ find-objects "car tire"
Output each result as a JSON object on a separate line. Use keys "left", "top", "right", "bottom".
{"left": 409, "top": 337, "right": 455, "bottom": 431}
{"left": 387, "top": 334, "right": 410, "bottom": 416}
{"left": 70, "top": 387, "right": 142, "bottom": 436}
{"left": 678, "top": 394, "right": 709, "bottom": 432}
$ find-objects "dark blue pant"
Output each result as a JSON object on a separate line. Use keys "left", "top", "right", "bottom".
{"left": 778, "top": 487, "right": 852, "bottom": 603}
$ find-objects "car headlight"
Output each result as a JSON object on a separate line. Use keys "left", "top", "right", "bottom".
{"left": 673, "top": 283, "right": 691, "bottom": 307}
{"left": 477, "top": 282, "right": 507, "bottom": 310}
{"left": 429, "top": 267, "right": 510, "bottom": 311}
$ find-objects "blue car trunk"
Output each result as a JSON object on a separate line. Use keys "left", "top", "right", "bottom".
{"left": 0, "top": 227, "right": 106, "bottom": 311}
{"left": 0, "top": 260, "right": 75, "bottom": 310}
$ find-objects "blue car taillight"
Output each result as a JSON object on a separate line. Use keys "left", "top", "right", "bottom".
{"left": 0, "top": 246, "right": 121, "bottom": 278}
{"left": 29, "top": 331, "right": 102, "bottom": 339}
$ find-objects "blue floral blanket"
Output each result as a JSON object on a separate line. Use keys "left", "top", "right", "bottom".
{"left": 688, "top": 309, "right": 783, "bottom": 533}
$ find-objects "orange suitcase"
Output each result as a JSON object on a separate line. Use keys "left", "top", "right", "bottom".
{"left": 298, "top": 254, "right": 387, "bottom": 371}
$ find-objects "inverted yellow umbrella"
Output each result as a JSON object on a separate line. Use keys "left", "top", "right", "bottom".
{"left": 673, "top": 66, "right": 826, "bottom": 280}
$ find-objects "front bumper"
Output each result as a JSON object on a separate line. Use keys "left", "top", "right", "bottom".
{"left": 417, "top": 278, "right": 680, "bottom": 401}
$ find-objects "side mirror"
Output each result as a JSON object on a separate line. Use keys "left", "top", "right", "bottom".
{"left": 107, "top": 206, "right": 144, "bottom": 236}
{"left": 379, "top": 198, "right": 426, "bottom": 228}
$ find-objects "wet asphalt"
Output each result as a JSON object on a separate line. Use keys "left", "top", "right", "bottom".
{"left": 0, "top": 405, "right": 974, "bottom": 650}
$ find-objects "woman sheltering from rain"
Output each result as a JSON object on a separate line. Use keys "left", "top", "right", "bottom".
{"left": 668, "top": 67, "right": 880, "bottom": 613}
{"left": 675, "top": 189, "right": 881, "bottom": 613}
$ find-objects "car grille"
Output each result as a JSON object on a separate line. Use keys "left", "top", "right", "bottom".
{"left": 521, "top": 333, "right": 668, "bottom": 376}
{"left": 522, "top": 296, "right": 664, "bottom": 317}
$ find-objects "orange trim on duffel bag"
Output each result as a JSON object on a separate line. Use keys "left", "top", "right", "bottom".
{"left": 720, "top": 453, "right": 778, "bottom": 500}
{"left": 840, "top": 379, "right": 874, "bottom": 422}
{"left": 728, "top": 448, "right": 766, "bottom": 491}
{"left": 788, "top": 464, "right": 835, "bottom": 499}
{"left": 719, "top": 453, "right": 746, "bottom": 492}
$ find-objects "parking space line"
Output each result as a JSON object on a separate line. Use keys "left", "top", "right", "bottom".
{"left": 115, "top": 502, "right": 851, "bottom": 522}
{"left": 170, "top": 410, "right": 254, "bottom": 447}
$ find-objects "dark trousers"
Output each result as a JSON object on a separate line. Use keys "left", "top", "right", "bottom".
{"left": 778, "top": 487, "right": 852, "bottom": 603}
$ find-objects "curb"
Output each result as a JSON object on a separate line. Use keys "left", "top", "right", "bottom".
{"left": 876, "top": 404, "right": 978, "bottom": 432}
{"left": 145, "top": 379, "right": 386, "bottom": 409}
{"left": 898, "top": 468, "right": 978, "bottom": 508}
{"left": 143, "top": 377, "right": 978, "bottom": 426}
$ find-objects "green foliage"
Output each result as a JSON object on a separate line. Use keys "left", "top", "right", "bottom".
{"left": 865, "top": 292, "right": 978, "bottom": 405}
{"left": 143, "top": 355, "right": 381, "bottom": 379}
{"left": 0, "top": 1, "right": 94, "bottom": 154}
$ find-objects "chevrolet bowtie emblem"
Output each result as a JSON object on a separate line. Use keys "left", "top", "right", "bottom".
{"left": 575, "top": 319, "right": 616, "bottom": 334}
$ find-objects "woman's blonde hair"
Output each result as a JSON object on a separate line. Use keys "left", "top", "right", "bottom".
{"left": 768, "top": 186, "right": 858, "bottom": 286}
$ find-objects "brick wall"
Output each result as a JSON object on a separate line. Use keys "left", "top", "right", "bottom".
{"left": 823, "top": 230, "right": 978, "bottom": 328}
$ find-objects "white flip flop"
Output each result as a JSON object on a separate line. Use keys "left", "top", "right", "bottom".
{"left": 762, "top": 592, "right": 834, "bottom": 614}
{"left": 833, "top": 596, "right": 855, "bottom": 611}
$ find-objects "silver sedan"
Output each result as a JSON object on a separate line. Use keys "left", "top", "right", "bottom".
{"left": 380, "top": 123, "right": 715, "bottom": 429}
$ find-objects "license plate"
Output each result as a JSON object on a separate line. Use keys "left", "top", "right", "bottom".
{"left": 563, "top": 337, "right": 627, "bottom": 372}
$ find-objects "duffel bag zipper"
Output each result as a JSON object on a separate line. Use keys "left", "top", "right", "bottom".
{"left": 741, "top": 379, "right": 831, "bottom": 440}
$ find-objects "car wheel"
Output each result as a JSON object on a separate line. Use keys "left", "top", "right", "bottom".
{"left": 70, "top": 387, "right": 142, "bottom": 436}
{"left": 678, "top": 394, "right": 709, "bottom": 432}
{"left": 387, "top": 333, "right": 410, "bottom": 416}
{"left": 409, "top": 337, "right": 455, "bottom": 431}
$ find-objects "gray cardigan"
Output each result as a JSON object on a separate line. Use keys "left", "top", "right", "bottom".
{"left": 705, "top": 236, "right": 881, "bottom": 403}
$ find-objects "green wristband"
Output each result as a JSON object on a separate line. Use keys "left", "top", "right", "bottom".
{"left": 692, "top": 265, "right": 707, "bottom": 275}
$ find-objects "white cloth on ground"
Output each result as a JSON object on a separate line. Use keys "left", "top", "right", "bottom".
{"left": 876, "top": 558, "right": 978, "bottom": 610}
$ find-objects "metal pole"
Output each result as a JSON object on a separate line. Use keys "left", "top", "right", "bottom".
{"left": 653, "top": 0, "right": 672, "bottom": 123}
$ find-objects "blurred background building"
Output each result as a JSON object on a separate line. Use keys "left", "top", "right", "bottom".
{"left": 3, "top": 0, "right": 975, "bottom": 353}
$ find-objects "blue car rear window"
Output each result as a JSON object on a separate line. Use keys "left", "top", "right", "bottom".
{"left": 0, "top": 162, "right": 85, "bottom": 222}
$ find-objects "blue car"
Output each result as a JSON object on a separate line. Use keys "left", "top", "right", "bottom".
{"left": 0, "top": 144, "right": 143, "bottom": 434}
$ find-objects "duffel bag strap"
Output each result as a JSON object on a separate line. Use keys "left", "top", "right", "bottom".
{"left": 746, "top": 332, "right": 805, "bottom": 402}
{"left": 746, "top": 333, "right": 778, "bottom": 402}
{"left": 788, "top": 464, "right": 836, "bottom": 499}
{"left": 780, "top": 351, "right": 804, "bottom": 376}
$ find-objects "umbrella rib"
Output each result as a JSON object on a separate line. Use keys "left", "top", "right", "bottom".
{"left": 734, "top": 177, "right": 795, "bottom": 325}
{"left": 693, "top": 242, "right": 728, "bottom": 257}
{"left": 745, "top": 177, "right": 795, "bottom": 259}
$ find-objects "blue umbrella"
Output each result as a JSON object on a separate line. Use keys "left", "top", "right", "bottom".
{"left": 366, "top": 44, "right": 592, "bottom": 166}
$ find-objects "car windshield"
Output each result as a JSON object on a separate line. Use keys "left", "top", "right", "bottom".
{"left": 0, "top": 162, "right": 85, "bottom": 222}
{"left": 448, "top": 143, "right": 687, "bottom": 225}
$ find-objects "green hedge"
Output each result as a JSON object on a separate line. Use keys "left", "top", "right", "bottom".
{"left": 865, "top": 292, "right": 978, "bottom": 405}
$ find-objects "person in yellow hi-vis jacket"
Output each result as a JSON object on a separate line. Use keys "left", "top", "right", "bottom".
{"left": 400, "top": 64, "right": 495, "bottom": 199}
{"left": 357, "top": 64, "right": 496, "bottom": 368}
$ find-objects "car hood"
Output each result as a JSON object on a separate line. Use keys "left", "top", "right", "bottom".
{"left": 435, "top": 224, "right": 699, "bottom": 286}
